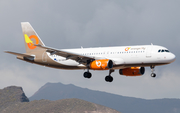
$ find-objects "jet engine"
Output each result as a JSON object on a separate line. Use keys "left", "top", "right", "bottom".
{"left": 90, "top": 59, "right": 113, "bottom": 70}
{"left": 119, "top": 67, "right": 145, "bottom": 76}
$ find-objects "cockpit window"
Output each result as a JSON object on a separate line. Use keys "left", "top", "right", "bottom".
{"left": 158, "top": 49, "right": 170, "bottom": 53}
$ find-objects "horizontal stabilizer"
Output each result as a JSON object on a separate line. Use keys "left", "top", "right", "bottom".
{"left": 4, "top": 51, "right": 34, "bottom": 58}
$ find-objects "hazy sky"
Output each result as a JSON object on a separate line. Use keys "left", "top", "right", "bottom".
{"left": 0, "top": 0, "right": 180, "bottom": 99}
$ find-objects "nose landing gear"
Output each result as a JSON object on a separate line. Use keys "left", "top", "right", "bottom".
{"left": 150, "top": 66, "right": 156, "bottom": 77}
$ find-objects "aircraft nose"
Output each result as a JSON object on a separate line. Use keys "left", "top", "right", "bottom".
{"left": 169, "top": 53, "right": 176, "bottom": 63}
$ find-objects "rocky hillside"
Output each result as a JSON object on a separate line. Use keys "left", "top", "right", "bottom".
{"left": 30, "top": 82, "right": 180, "bottom": 113}
{"left": 0, "top": 86, "right": 120, "bottom": 113}
{"left": 2, "top": 99, "right": 120, "bottom": 113}
{"left": 0, "top": 86, "right": 29, "bottom": 109}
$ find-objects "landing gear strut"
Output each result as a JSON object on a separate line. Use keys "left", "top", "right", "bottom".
{"left": 105, "top": 69, "right": 114, "bottom": 82}
{"left": 83, "top": 69, "right": 92, "bottom": 79}
{"left": 150, "top": 66, "right": 156, "bottom": 77}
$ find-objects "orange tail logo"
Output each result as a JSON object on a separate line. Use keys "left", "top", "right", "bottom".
{"left": 24, "top": 34, "right": 39, "bottom": 49}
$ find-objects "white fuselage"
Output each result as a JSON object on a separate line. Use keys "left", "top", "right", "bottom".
{"left": 47, "top": 45, "right": 175, "bottom": 70}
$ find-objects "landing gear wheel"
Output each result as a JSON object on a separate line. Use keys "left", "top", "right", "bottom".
{"left": 83, "top": 72, "right": 92, "bottom": 79}
{"left": 105, "top": 69, "right": 114, "bottom": 82}
{"left": 150, "top": 66, "right": 156, "bottom": 78}
{"left": 105, "top": 76, "right": 113, "bottom": 82}
{"left": 151, "top": 73, "right": 156, "bottom": 78}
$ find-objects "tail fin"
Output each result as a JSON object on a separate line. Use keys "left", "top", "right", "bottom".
{"left": 21, "top": 22, "right": 45, "bottom": 54}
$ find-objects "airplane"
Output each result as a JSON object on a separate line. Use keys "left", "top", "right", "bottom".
{"left": 5, "top": 22, "right": 176, "bottom": 82}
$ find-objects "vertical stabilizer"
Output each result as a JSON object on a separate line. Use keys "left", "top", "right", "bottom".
{"left": 21, "top": 22, "right": 45, "bottom": 54}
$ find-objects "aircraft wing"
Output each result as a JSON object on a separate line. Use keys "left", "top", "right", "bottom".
{"left": 35, "top": 45, "right": 102, "bottom": 64}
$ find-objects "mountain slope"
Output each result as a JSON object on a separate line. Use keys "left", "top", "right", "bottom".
{"left": 0, "top": 86, "right": 120, "bottom": 113}
{"left": 0, "top": 86, "right": 29, "bottom": 109}
{"left": 30, "top": 82, "right": 180, "bottom": 113}
{"left": 2, "top": 98, "right": 120, "bottom": 113}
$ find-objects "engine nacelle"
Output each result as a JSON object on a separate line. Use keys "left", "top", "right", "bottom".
{"left": 90, "top": 59, "right": 113, "bottom": 70}
{"left": 119, "top": 67, "right": 145, "bottom": 76}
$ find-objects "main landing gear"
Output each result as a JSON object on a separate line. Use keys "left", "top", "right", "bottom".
{"left": 150, "top": 65, "right": 156, "bottom": 78}
{"left": 83, "top": 69, "right": 115, "bottom": 82}
{"left": 105, "top": 69, "right": 114, "bottom": 82}
{"left": 83, "top": 69, "right": 92, "bottom": 79}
